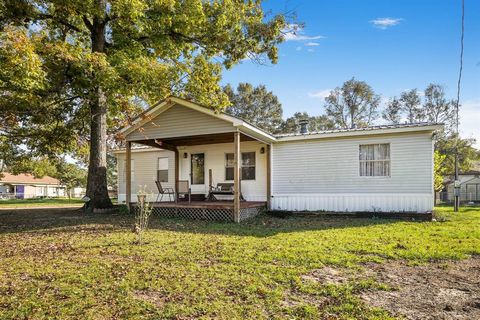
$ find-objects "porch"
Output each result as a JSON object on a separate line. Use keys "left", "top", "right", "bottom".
{"left": 132, "top": 201, "right": 266, "bottom": 222}
{"left": 119, "top": 97, "right": 276, "bottom": 222}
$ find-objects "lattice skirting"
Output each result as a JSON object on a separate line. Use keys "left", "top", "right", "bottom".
{"left": 134, "top": 205, "right": 265, "bottom": 222}
{"left": 239, "top": 206, "right": 265, "bottom": 221}
{"left": 151, "top": 206, "right": 234, "bottom": 222}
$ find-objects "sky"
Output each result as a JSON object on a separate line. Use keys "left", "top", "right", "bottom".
{"left": 220, "top": 0, "right": 480, "bottom": 146}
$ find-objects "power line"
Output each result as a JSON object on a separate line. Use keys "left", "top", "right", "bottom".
{"left": 454, "top": 0, "right": 465, "bottom": 212}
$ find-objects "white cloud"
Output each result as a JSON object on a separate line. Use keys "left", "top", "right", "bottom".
{"left": 305, "top": 42, "right": 320, "bottom": 46}
{"left": 282, "top": 24, "right": 325, "bottom": 41}
{"left": 308, "top": 89, "right": 332, "bottom": 99}
{"left": 295, "top": 46, "right": 302, "bottom": 51}
{"left": 459, "top": 99, "right": 480, "bottom": 147}
{"left": 370, "top": 17, "right": 403, "bottom": 29}
{"left": 307, "top": 48, "right": 315, "bottom": 52}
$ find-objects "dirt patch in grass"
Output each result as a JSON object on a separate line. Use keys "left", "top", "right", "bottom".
{"left": 361, "top": 257, "right": 480, "bottom": 320}
{"left": 304, "top": 257, "right": 480, "bottom": 319}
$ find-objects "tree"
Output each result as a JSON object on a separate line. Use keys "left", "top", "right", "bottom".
{"left": 382, "top": 89, "right": 422, "bottom": 124}
{"left": 278, "top": 112, "right": 335, "bottom": 134}
{"left": 423, "top": 84, "right": 455, "bottom": 134}
{"left": 435, "top": 135, "right": 480, "bottom": 175}
{"left": 324, "top": 78, "right": 380, "bottom": 129}
{"left": 434, "top": 150, "right": 447, "bottom": 193}
{"left": 224, "top": 83, "right": 283, "bottom": 133}
{"left": 382, "top": 97, "right": 402, "bottom": 124}
{"left": 56, "top": 162, "right": 87, "bottom": 199}
{"left": 399, "top": 89, "right": 422, "bottom": 123}
{"left": 1, "top": 1, "right": 287, "bottom": 209}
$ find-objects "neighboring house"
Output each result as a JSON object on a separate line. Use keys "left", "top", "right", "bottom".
{"left": 114, "top": 96, "right": 441, "bottom": 220}
{"left": 71, "top": 187, "right": 86, "bottom": 199}
{"left": 443, "top": 171, "right": 480, "bottom": 203}
{"left": 0, "top": 173, "right": 66, "bottom": 199}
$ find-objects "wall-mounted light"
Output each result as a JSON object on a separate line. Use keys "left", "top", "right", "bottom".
{"left": 260, "top": 147, "right": 265, "bottom": 154}
{"left": 183, "top": 152, "right": 188, "bottom": 159}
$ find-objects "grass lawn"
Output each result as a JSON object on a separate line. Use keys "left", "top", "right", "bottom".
{"left": 0, "top": 198, "right": 84, "bottom": 208}
{"left": 0, "top": 206, "right": 479, "bottom": 319}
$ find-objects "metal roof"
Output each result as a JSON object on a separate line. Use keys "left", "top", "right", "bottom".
{"left": 274, "top": 122, "right": 442, "bottom": 138}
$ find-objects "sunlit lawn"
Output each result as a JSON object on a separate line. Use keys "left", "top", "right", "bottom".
{"left": 0, "top": 205, "right": 478, "bottom": 319}
{"left": 0, "top": 198, "right": 84, "bottom": 208}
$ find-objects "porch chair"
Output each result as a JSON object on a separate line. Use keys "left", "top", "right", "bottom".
{"left": 155, "top": 181, "right": 175, "bottom": 203}
{"left": 177, "top": 180, "right": 191, "bottom": 203}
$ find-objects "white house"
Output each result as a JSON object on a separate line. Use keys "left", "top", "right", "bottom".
{"left": 0, "top": 173, "right": 66, "bottom": 199}
{"left": 115, "top": 97, "right": 441, "bottom": 221}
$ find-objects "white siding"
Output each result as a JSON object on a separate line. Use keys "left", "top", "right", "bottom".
{"left": 271, "top": 132, "right": 434, "bottom": 212}
{"left": 126, "top": 103, "right": 235, "bottom": 141}
{"left": 117, "top": 149, "right": 175, "bottom": 202}
{"left": 116, "top": 141, "right": 268, "bottom": 203}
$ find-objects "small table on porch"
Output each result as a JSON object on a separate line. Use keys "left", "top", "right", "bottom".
{"left": 206, "top": 183, "right": 245, "bottom": 202}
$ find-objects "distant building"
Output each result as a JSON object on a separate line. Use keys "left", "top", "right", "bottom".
{"left": 0, "top": 173, "right": 66, "bottom": 199}
{"left": 442, "top": 170, "right": 480, "bottom": 203}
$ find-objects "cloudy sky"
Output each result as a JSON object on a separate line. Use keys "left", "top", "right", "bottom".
{"left": 221, "top": 0, "right": 480, "bottom": 146}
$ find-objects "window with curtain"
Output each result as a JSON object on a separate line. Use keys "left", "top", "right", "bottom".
{"left": 359, "top": 144, "right": 390, "bottom": 177}
{"left": 225, "top": 152, "right": 256, "bottom": 180}
{"left": 157, "top": 157, "right": 169, "bottom": 182}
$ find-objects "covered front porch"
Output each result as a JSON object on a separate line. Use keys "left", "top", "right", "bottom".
{"left": 120, "top": 97, "right": 275, "bottom": 222}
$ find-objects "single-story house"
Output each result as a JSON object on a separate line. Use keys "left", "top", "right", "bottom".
{"left": 0, "top": 173, "right": 66, "bottom": 199}
{"left": 442, "top": 170, "right": 480, "bottom": 203}
{"left": 115, "top": 96, "right": 441, "bottom": 222}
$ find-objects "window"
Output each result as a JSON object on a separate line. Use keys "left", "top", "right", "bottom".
{"left": 359, "top": 144, "right": 390, "bottom": 177}
{"left": 225, "top": 152, "right": 256, "bottom": 180}
{"left": 157, "top": 157, "right": 169, "bottom": 182}
{"left": 191, "top": 153, "right": 205, "bottom": 184}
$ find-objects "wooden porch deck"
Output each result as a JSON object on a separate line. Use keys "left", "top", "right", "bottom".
{"left": 131, "top": 201, "right": 266, "bottom": 222}
{"left": 149, "top": 201, "right": 266, "bottom": 209}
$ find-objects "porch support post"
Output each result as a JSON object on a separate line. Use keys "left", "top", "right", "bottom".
{"left": 126, "top": 141, "right": 132, "bottom": 211}
{"left": 233, "top": 131, "right": 241, "bottom": 222}
{"left": 174, "top": 148, "right": 179, "bottom": 198}
{"left": 266, "top": 144, "right": 272, "bottom": 211}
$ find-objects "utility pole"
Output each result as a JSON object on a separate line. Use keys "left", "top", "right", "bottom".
{"left": 453, "top": 0, "right": 465, "bottom": 212}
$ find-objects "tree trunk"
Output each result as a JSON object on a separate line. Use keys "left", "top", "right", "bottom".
{"left": 85, "top": 11, "right": 112, "bottom": 210}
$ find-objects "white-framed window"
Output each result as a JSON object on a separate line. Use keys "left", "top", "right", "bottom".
{"left": 359, "top": 144, "right": 390, "bottom": 177}
{"left": 225, "top": 152, "right": 256, "bottom": 180}
{"left": 157, "top": 157, "right": 169, "bottom": 182}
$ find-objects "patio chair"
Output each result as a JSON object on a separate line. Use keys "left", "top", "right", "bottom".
{"left": 177, "top": 180, "right": 191, "bottom": 203}
{"left": 155, "top": 181, "right": 175, "bottom": 203}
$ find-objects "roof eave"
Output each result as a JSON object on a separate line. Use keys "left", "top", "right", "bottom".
{"left": 276, "top": 124, "right": 443, "bottom": 142}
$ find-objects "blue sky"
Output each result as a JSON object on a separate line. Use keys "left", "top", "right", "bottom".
{"left": 221, "top": 0, "right": 480, "bottom": 146}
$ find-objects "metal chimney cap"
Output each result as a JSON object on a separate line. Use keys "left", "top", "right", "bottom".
{"left": 298, "top": 119, "right": 309, "bottom": 134}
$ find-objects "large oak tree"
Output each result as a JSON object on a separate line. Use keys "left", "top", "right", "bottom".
{"left": 0, "top": 0, "right": 286, "bottom": 209}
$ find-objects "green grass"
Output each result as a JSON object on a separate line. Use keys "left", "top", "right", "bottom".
{"left": 0, "top": 206, "right": 479, "bottom": 319}
{"left": 0, "top": 198, "right": 84, "bottom": 208}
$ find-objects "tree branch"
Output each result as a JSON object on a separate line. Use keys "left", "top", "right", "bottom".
{"left": 37, "top": 13, "right": 84, "bottom": 33}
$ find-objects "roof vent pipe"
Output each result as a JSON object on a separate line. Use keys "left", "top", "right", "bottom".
{"left": 299, "top": 119, "right": 309, "bottom": 134}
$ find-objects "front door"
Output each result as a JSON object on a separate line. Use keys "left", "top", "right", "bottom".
{"left": 15, "top": 185, "right": 25, "bottom": 199}
{"left": 190, "top": 153, "right": 205, "bottom": 193}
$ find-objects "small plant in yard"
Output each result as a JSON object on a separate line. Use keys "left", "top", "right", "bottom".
{"left": 133, "top": 186, "right": 153, "bottom": 244}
